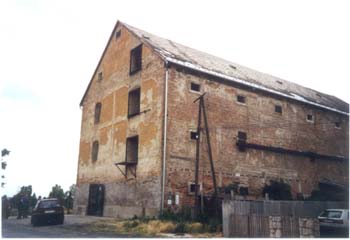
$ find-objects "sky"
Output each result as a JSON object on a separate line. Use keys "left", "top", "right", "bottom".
{"left": 0, "top": 0, "right": 349, "bottom": 198}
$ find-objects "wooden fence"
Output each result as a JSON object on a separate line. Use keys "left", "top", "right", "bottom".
{"left": 223, "top": 200, "right": 348, "bottom": 237}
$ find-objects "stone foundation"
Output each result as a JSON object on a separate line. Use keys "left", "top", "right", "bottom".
{"left": 299, "top": 218, "right": 320, "bottom": 238}
{"left": 268, "top": 216, "right": 320, "bottom": 238}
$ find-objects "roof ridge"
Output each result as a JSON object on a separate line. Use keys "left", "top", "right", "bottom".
{"left": 81, "top": 21, "right": 348, "bottom": 115}
{"left": 123, "top": 22, "right": 348, "bottom": 114}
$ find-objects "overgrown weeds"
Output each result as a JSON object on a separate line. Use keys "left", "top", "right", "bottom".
{"left": 72, "top": 210, "right": 222, "bottom": 237}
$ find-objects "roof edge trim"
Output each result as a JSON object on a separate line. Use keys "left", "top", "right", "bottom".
{"left": 79, "top": 21, "right": 121, "bottom": 107}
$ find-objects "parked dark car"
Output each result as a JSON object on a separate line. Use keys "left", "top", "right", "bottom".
{"left": 31, "top": 198, "right": 64, "bottom": 226}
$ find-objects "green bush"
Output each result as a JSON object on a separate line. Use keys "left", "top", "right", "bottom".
{"left": 208, "top": 218, "right": 221, "bottom": 233}
{"left": 262, "top": 179, "right": 292, "bottom": 200}
{"left": 173, "top": 222, "right": 186, "bottom": 234}
{"left": 158, "top": 208, "right": 191, "bottom": 222}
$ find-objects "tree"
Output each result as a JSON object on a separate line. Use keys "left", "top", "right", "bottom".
{"left": 1, "top": 148, "right": 10, "bottom": 188}
{"left": 262, "top": 179, "right": 292, "bottom": 200}
{"left": 10, "top": 185, "right": 35, "bottom": 209}
{"left": 30, "top": 193, "right": 38, "bottom": 208}
{"left": 49, "top": 184, "right": 65, "bottom": 205}
{"left": 68, "top": 184, "right": 76, "bottom": 196}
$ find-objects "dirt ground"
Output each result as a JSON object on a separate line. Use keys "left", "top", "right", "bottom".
{"left": 1, "top": 215, "right": 135, "bottom": 238}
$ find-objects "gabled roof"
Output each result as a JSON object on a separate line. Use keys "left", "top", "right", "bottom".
{"left": 81, "top": 21, "right": 349, "bottom": 116}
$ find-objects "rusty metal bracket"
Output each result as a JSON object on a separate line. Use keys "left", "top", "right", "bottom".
{"left": 114, "top": 162, "right": 137, "bottom": 179}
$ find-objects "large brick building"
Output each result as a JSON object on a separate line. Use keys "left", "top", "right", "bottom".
{"left": 74, "top": 21, "right": 349, "bottom": 218}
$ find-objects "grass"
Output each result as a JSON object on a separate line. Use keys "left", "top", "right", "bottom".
{"left": 68, "top": 218, "right": 222, "bottom": 237}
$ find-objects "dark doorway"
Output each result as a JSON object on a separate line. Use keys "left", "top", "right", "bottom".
{"left": 87, "top": 184, "right": 105, "bottom": 216}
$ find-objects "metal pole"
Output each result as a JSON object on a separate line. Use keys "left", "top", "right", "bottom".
{"left": 160, "top": 62, "right": 169, "bottom": 214}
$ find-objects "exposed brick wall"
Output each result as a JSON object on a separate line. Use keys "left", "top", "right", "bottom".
{"left": 75, "top": 24, "right": 165, "bottom": 217}
{"left": 76, "top": 23, "right": 348, "bottom": 217}
{"left": 165, "top": 66, "right": 349, "bottom": 207}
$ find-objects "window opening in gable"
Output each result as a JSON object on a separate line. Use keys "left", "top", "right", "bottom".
{"left": 129, "top": 45, "right": 142, "bottom": 75}
{"left": 92, "top": 141, "right": 99, "bottom": 162}
{"left": 94, "top": 103, "right": 102, "bottom": 124}
{"left": 98, "top": 72, "right": 103, "bottom": 82}
{"left": 115, "top": 30, "right": 121, "bottom": 40}
{"left": 237, "top": 95, "right": 246, "bottom": 104}
{"left": 190, "top": 82, "right": 201, "bottom": 92}
{"left": 237, "top": 131, "right": 247, "bottom": 152}
{"left": 128, "top": 88, "right": 141, "bottom": 118}
{"left": 126, "top": 136, "right": 139, "bottom": 164}
{"left": 275, "top": 105, "right": 282, "bottom": 114}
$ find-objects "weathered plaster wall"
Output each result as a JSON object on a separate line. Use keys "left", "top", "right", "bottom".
{"left": 75, "top": 24, "right": 165, "bottom": 217}
{"left": 165, "top": 66, "right": 349, "bottom": 207}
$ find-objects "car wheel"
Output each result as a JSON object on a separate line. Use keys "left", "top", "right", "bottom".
{"left": 57, "top": 215, "right": 64, "bottom": 225}
{"left": 31, "top": 217, "right": 39, "bottom": 227}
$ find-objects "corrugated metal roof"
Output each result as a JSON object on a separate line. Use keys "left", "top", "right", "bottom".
{"left": 122, "top": 22, "right": 349, "bottom": 115}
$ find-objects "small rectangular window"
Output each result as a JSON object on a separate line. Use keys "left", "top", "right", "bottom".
{"left": 98, "top": 72, "right": 103, "bottom": 81}
{"left": 190, "top": 131, "right": 199, "bottom": 140}
{"left": 190, "top": 82, "right": 201, "bottom": 92}
{"left": 237, "top": 95, "right": 246, "bottom": 104}
{"left": 275, "top": 105, "right": 282, "bottom": 114}
{"left": 335, "top": 122, "right": 341, "bottom": 129}
{"left": 126, "top": 136, "right": 138, "bottom": 163}
{"left": 307, "top": 114, "right": 314, "bottom": 122}
{"left": 115, "top": 30, "right": 121, "bottom": 40}
{"left": 237, "top": 131, "right": 247, "bottom": 142}
{"left": 237, "top": 131, "right": 247, "bottom": 152}
{"left": 94, "top": 103, "right": 102, "bottom": 124}
{"left": 188, "top": 182, "right": 201, "bottom": 194}
{"left": 92, "top": 141, "right": 99, "bottom": 162}
{"left": 128, "top": 88, "right": 141, "bottom": 118}
{"left": 130, "top": 45, "right": 142, "bottom": 75}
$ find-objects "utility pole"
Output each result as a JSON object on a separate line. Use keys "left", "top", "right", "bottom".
{"left": 193, "top": 93, "right": 218, "bottom": 218}
{"left": 194, "top": 94, "right": 202, "bottom": 217}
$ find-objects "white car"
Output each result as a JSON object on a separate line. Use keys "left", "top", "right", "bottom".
{"left": 318, "top": 209, "right": 349, "bottom": 229}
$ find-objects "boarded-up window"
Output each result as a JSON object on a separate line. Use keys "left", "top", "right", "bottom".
{"left": 128, "top": 88, "right": 141, "bottom": 118}
{"left": 126, "top": 136, "right": 138, "bottom": 163}
{"left": 92, "top": 141, "right": 99, "bottom": 162}
{"left": 94, "top": 103, "right": 102, "bottom": 124}
{"left": 130, "top": 45, "right": 142, "bottom": 75}
{"left": 275, "top": 105, "right": 282, "bottom": 114}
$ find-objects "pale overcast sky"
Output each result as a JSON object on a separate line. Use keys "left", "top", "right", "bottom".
{"left": 0, "top": 0, "right": 349, "bottom": 197}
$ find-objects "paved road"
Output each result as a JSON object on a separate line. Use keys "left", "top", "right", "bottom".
{"left": 1, "top": 215, "right": 131, "bottom": 238}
